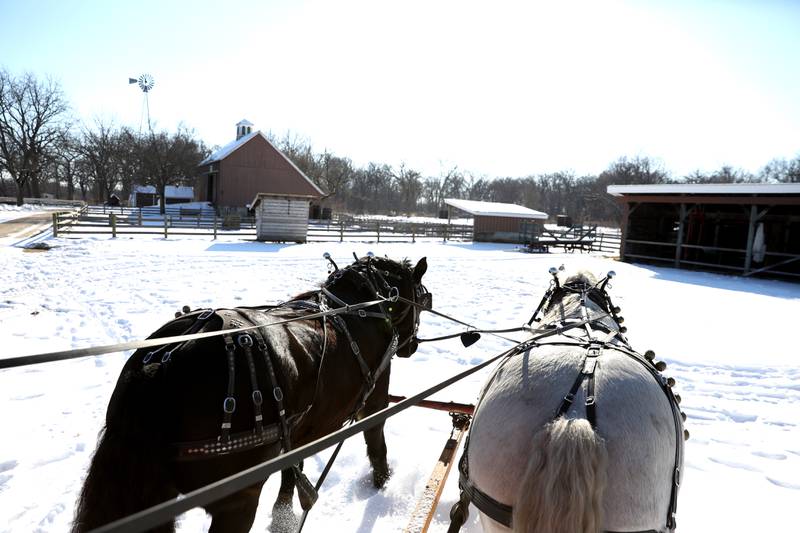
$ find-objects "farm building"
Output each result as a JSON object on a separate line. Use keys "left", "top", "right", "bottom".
{"left": 608, "top": 183, "right": 800, "bottom": 279}
{"left": 196, "top": 120, "right": 325, "bottom": 209}
{"left": 250, "top": 192, "right": 314, "bottom": 243}
{"left": 128, "top": 185, "right": 194, "bottom": 207}
{"left": 444, "top": 198, "right": 548, "bottom": 243}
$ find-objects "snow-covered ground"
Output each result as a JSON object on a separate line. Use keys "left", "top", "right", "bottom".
{"left": 0, "top": 233, "right": 798, "bottom": 532}
{"left": 0, "top": 204, "right": 67, "bottom": 223}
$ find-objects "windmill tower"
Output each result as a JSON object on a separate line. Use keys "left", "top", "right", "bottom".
{"left": 128, "top": 74, "right": 155, "bottom": 133}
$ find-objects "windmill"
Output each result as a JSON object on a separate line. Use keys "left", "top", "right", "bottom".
{"left": 128, "top": 74, "right": 155, "bottom": 133}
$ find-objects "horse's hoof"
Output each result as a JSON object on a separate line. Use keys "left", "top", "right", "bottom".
{"left": 372, "top": 468, "right": 392, "bottom": 489}
{"left": 270, "top": 499, "right": 298, "bottom": 533}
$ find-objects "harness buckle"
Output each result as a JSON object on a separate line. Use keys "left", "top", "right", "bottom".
{"left": 198, "top": 309, "right": 214, "bottom": 320}
{"left": 350, "top": 341, "right": 361, "bottom": 355}
{"left": 143, "top": 352, "right": 154, "bottom": 364}
{"left": 674, "top": 467, "right": 681, "bottom": 487}
{"left": 252, "top": 390, "right": 263, "bottom": 406}
{"left": 237, "top": 334, "right": 253, "bottom": 347}
{"left": 563, "top": 393, "right": 575, "bottom": 405}
{"left": 388, "top": 286, "right": 399, "bottom": 302}
{"left": 223, "top": 396, "right": 236, "bottom": 414}
{"left": 160, "top": 350, "right": 172, "bottom": 363}
{"left": 358, "top": 309, "right": 367, "bottom": 318}
{"left": 273, "top": 387, "right": 284, "bottom": 402}
{"left": 225, "top": 342, "right": 236, "bottom": 353}
{"left": 585, "top": 395, "right": 596, "bottom": 406}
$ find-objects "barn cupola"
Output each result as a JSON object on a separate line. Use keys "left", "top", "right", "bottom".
{"left": 236, "top": 119, "right": 254, "bottom": 140}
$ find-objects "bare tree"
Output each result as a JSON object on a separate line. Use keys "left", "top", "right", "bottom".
{"left": 318, "top": 151, "right": 351, "bottom": 202}
{"left": 137, "top": 127, "right": 206, "bottom": 214}
{"left": 79, "top": 119, "right": 125, "bottom": 202}
{"left": 51, "top": 130, "right": 82, "bottom": 199}
{"left": 0, "top": 70, "right": 70, "bottom": 205}
{"left": 393, "top": 164, "right": 423, "bottom": 214}
{"left": 760, "top": 157, "right": 800, "bottom": 183}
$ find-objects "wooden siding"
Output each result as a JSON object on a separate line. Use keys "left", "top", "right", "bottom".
{"left": 474, "top": 216, "right": 524, "bottom": 233}
{"left": 256, "top": 196, "right": 310, "bottom": 242}
{"left": 196, "top": 136, "right": 322, "bottom": 207}
{"left": 221, "top": 136, "right": 320, "bottom": 206}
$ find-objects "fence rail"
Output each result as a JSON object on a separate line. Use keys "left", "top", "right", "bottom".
{"left": 52, "top": 207, "right": 474, "bottom": 243}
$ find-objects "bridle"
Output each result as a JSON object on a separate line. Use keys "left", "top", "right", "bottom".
{"left": 323, "top": 252, "right": 431, "bottom": 357}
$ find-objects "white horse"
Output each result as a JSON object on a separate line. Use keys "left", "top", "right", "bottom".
{"left": 451, "top": 270, "right": 685, "bottom": 533}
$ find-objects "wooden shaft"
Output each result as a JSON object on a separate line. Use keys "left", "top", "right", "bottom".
{"left": 388, "top": 394, "right": 474, "bottom": 415}
{"left": 405, "top": 426, "right": 467, "bottom": 533}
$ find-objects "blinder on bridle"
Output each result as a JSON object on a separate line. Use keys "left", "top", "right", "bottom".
{"left": 417, "top": 284, "right": 432, "bottom": 311}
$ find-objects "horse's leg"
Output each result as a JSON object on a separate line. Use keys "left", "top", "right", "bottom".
{"left": 359, "top": 370, "right": 391, "bottom": 488}
{"left": 270, "top": 464, "right": 302, "bottom": 532}
{"left": 205, "top": 482, "right": 264, "bottom": 533}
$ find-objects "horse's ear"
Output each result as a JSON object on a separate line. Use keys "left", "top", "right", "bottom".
{"left": 413, "top": 257, "right": 428, "bottom": 283}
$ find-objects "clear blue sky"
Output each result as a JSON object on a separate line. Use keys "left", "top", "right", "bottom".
{"left": 1, "top": 0, "right": 798, "bottom": 178}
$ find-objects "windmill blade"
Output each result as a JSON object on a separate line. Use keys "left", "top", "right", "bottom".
{"left": 128, "top": 78, "right": 138, "bottom": 84}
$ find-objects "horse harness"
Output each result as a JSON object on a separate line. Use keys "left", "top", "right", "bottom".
{"left": 137, "top": 258, "right": 428, "bottom": 466}
{"left": 450, "top": 281, "right": 685, "bottom": 533}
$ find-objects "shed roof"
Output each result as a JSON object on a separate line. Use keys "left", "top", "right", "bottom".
{"left": 607, "top": 183, "right": 800, "bottom": 196}
{"left": 445, "top": 198, "right": 548, "bottom": 219}
{"left": 250, "top": 192, "right": 316, "bottom": 208}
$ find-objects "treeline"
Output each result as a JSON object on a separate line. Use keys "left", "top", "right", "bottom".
{"left": 2, "top": 69, "right": 799, "bottom": 225}
{"left": 0, "top": 69, "right": 206, "bottom": 212}
{"left": 274, "top": 132, "right": 800, "bottom": 226}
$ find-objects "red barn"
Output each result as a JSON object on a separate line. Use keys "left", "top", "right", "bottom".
{"left": 196, "top": 120, "right": 324, "bottom": 208}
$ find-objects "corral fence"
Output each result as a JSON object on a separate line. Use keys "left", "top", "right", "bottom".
{"left": 520, "top": 221, "right": 621, "bottom": 254}
{"left": 52, "top": 206, "right": 475, "bottom": 243}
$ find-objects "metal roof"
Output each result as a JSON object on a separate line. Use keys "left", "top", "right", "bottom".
{"left": 607, "top": 183, "right": 800, "bottom": 196}
{"left": 444, "top": 198, "right": 548, "bottom": 219}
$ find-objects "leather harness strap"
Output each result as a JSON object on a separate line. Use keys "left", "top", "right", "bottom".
{"left": 450, "top": 283, "right": 683, "bottom": 533}
{"left": 167, "top": 258, "right": 424, "bottom": 462}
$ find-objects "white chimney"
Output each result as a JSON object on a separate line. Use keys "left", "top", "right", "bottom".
{"left": 236, "top": 119, "right": 254, "bottom": 140}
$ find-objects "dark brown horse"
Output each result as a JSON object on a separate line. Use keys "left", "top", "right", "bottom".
{"left": 72, "top": 255, "right": 429, "bottom": 532}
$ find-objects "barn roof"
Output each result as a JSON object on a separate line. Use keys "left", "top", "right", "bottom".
{"left": 444, "top": 198, "right": 548, "bottom": 219}
{"left": 607, "top": 183, "right": 800, "bottom": 196}
{"left": 199, "top": 131, "right": 260, "bottom": 165}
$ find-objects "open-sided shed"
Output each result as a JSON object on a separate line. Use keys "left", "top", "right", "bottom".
{"left": 251, "top": 192, "right": 314, "bottom": 243}
{"left": 608, "top": 183, "right": 800, "bottom": 279}
{"left": 444, "top": 198, "right": 548, "bottom": 243}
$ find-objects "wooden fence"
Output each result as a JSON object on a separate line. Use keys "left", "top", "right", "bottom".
{"left": 520, "top": 222, "right": 621, "bottom": 254}
{"left": 52, "top": 206, "right": 474, "bottom": 243}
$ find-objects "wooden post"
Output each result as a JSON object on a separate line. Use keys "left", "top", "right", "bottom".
{"left": 412, "top": 224, "right": 416, "bottom": 243}
{"left": 376, "top": 221, "right": 381, "bottom": 243}
{"left": 743, "top": 204, "right": 757, "bottom": 274}
{"left": 52, "top": 213, "right": 59, "bottom": 238}
{"left": 164, "top": 215, "right": 169, "bottom": 239}
{"left": 213, "top": 216, "right": 218, "bottom": 240}
{"left": 443, "top": 224, "right": 448, "bottom": 243}
{"left": 110, "top": 213, "right": 117, "bottom": 238}
{"left": 339, "top": 221, "right": 344, "bottom": 243}
{"left": 138, "top": 208, "right": 142, "bottom": 226}
{"left": 674, "top": 203, "right": 686, "bottom": 268}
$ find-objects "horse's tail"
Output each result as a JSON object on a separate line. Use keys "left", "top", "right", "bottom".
{"left": 72, "top": 363, "right": 175, "bottom": 533}
{"left": 513, "top": 417, "right": 607, "bottom": 533}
